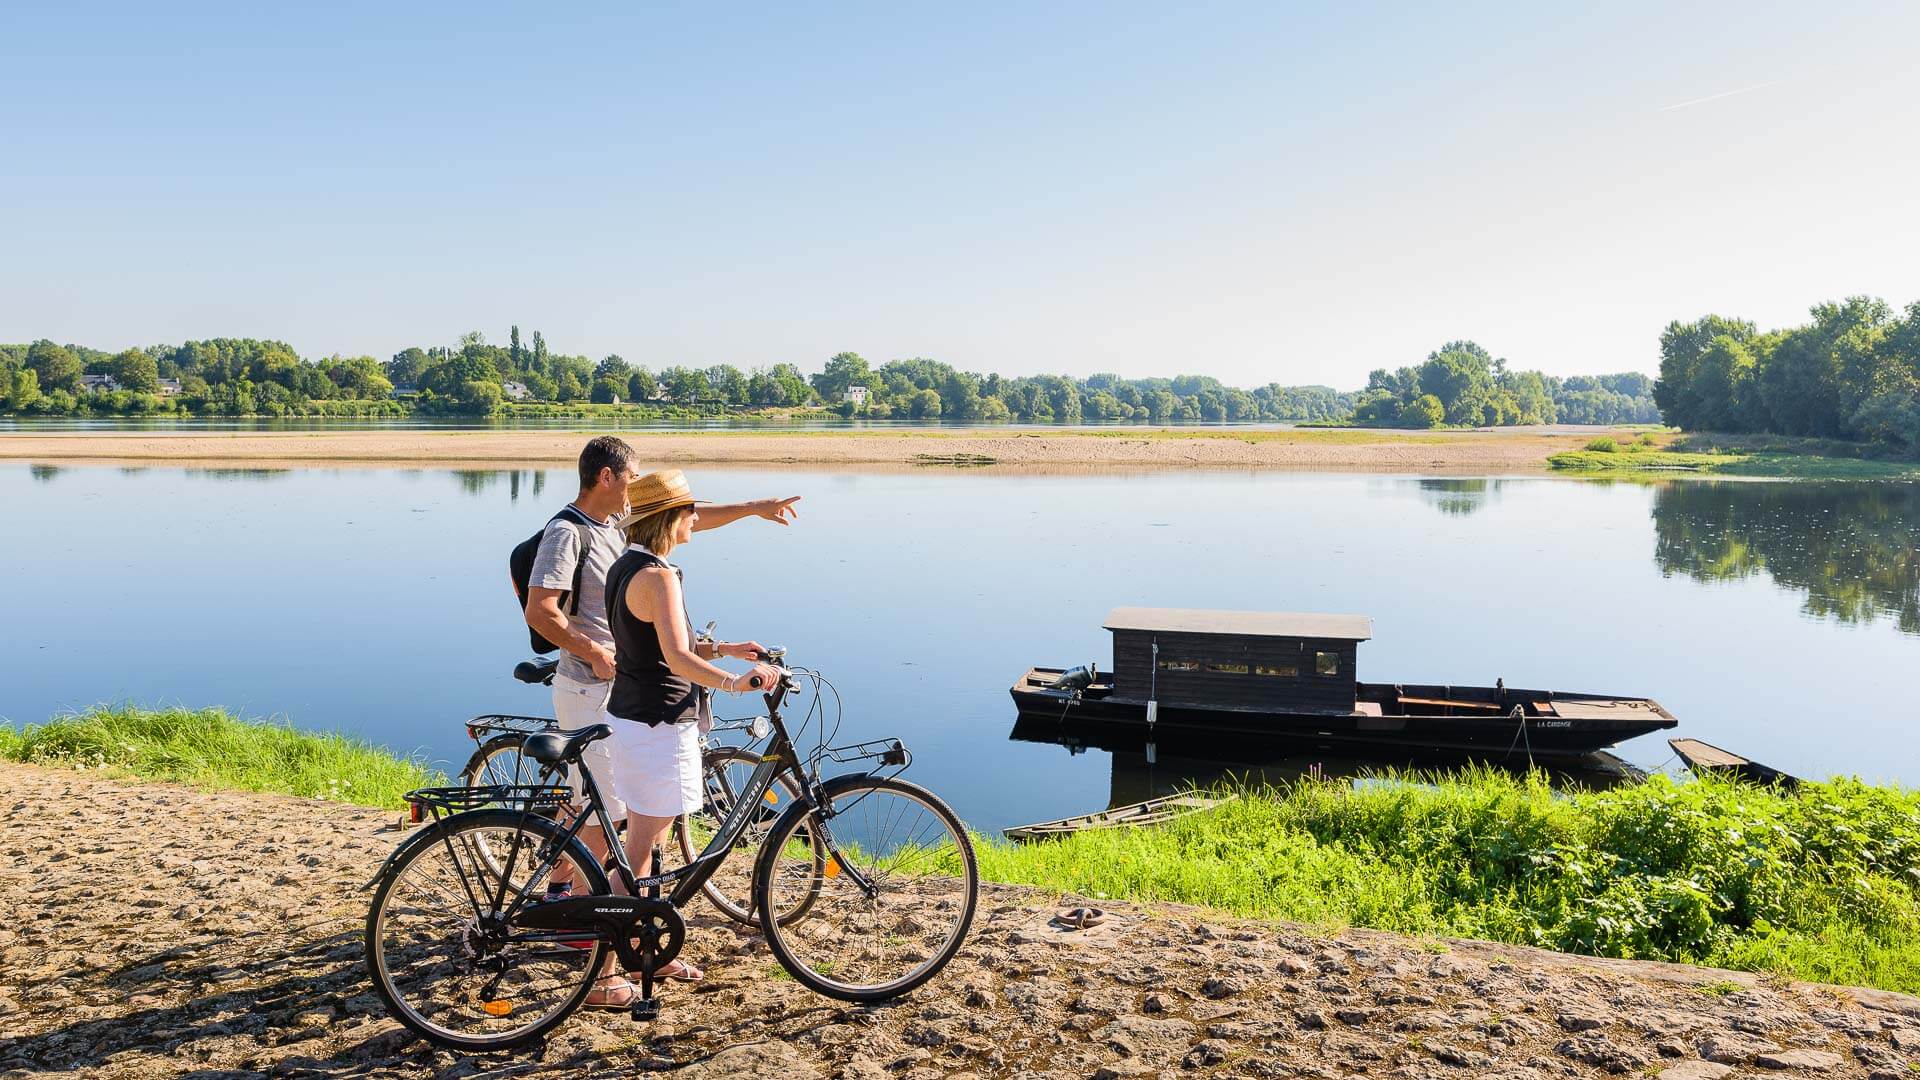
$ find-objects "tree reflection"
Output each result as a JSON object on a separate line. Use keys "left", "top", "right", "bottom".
{"left": 1652, "top": 482, "right": 1920, "bottom": 634}
{"left": 453, "top": 469, "right": 547, "bottom": 503}
{"left": 1416, "top": 478, "right": 1502, "bottom": 517}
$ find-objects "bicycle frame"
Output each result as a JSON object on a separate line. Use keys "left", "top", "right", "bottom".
{"left": 423, "top": 669, "right": 879, "bottom": 937}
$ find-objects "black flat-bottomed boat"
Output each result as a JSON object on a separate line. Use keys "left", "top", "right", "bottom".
{"left": 1013, "top": 608, "right": 1677, "bottom": 761}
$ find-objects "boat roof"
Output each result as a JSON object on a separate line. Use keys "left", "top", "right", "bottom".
{"left": 1103, "top": 607, "right": 1373, "bottom": 641}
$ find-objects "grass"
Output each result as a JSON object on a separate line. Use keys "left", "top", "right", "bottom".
{"left": 0, "top": 706, "right": 443, "bottom": 808}
{"left": 976, "top": 768, "right": 1920, "bottom": 994}
{"left": 1551, "top": 431, "right": 1920, "bottom": 479}
{"left": 13, "top": 709, "right": 1920, "bottom": 994}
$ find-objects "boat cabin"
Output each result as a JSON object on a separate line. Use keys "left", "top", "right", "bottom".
{"left": 1106, "top": 607, "right": 1373, "bottom": 715}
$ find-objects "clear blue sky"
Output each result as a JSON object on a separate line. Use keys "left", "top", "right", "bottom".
{"left": 4, "top": 2, "right": 1916, "bottom": 388}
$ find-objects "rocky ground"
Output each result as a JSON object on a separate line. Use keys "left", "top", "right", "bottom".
{"left": 3, "top": 762, "right": 1918, "bottom": 1079}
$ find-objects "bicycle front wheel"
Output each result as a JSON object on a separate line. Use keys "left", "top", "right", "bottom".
{"left": 365, "top": 809, "right": 607, "bottom": 1052}
{"left": 754, "top": 775, "right": 977, "bottom": 1001}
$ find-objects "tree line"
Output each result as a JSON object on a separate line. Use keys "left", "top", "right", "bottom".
{"left": 2, "top": 325, "right": 1652, "bottom": 426}
{"left": 1653, "top": 297, "right": 1920, "bottom": 453}
{"left": 1346, "top": 340, "right": 1658, "bottom": 429}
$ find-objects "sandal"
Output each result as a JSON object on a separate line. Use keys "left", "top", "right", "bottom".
{"left": 583, "top": 975, "right": 638, "bottom": 1010}
{"left": 654, "top": 958, "right": 704, "bottom": 983}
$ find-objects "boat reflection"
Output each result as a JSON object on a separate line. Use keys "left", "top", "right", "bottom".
{"left": 1010, "top": 714, "right": 1647, "bottom": 811}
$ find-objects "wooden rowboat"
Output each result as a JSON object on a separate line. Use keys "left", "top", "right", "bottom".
{"left": 1669, "top": 738, "right": 1800, "bottom": 788}
{"left": 1003, "top": 792, "right": 1236, "bottom": 842}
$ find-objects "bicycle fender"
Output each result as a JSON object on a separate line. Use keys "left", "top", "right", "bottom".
{"left": 361, "top": 818, "right": 446, "bottom": 891}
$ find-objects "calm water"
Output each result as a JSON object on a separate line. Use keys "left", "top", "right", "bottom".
{"left": 2, "top": 465, "right": 1914, "bottom": 834}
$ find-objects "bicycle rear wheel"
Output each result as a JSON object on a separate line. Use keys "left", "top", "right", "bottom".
{"left": 754, "top": 775, "right": 977, "bottom": 1001}
{"left": 679, "top": 745, "right": 822, "bottom": 926}
{"left": 365, "top": 809, "right": 607, "bottom": 1052}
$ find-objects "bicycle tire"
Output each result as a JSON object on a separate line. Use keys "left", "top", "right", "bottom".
{"left": 365, "top": 808, "right": 609, "bottom": 1052}
{"left": 752, "top": 775, "right": 977, "bottom": 1002}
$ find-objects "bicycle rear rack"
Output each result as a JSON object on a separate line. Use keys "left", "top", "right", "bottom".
{"left": 405, "top": 784, "right": 573, "bottom": 824}
{"left": 464, "top": 714, "right": 559, "bottom": 741}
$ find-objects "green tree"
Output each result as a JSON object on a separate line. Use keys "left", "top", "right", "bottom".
{"left": 1400, "top": 394, "right": 1445, "bottom": 428}
{"left": 627, "top": 368, "right": 658, "bottom": 402}
{"left": 590, "top": 376, "right": 624, "bottom": 404}
{"left": 25, "top": 340, "right": 81, "bottom": 393}
{"left": 810, "top": 352, "right": 872, "bottom": 402}
{"left": 908, "top": 387, "right": 942, "bottom": 418}
{"left": 108, "top": 349, "right": 160, "bottom": 394}
{"left": 387, "top": 347, "right": 429, "bottom": 387}
{"left": 555, "top": 368, "right": 585, "bottom": 402}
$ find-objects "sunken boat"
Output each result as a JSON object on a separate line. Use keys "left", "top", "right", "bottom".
{"left": 1012, "top": 607, "right": 1677, "bottom": 760}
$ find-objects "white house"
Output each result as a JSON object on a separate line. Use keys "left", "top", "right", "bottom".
{"left": 843, "top": 385, "right": 870, "bottom": 406}
{"left": 81, "top": 374, "right": 119, "bottom": 392}
{"left": 157, "top": 378, "right": 182, "bottom": 396}
{"left": 503, "top": 381, "right": 533, "bottom": 401}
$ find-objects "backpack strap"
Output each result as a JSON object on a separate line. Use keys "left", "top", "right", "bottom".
{"left": 553, "top": 505, "right": 598, "bottom": 617}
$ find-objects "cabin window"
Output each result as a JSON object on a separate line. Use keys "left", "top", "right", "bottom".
{"left": 1205, "top": 662, "right": 1250, "bottom": 675}
{"left": 1315, "top": 651, "right": 1339, "bottom": 676}
{"left": 1255, "top": 663, "right": 1299, "bottom": 678}
{"left": 1157, "top": 659, "right": 1199, "bottom": 672}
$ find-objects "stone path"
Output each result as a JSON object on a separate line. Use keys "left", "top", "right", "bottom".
{"left": 3, "top": 763, "right": 1917, "bottom": 1078}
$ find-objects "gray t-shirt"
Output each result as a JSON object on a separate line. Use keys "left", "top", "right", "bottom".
{"left": 529, "top": 505, "right": 626, "bottom": 685}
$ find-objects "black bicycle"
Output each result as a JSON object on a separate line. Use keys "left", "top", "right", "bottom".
{"left": 362, "top": 649, "right": 979, "bottom": 1051}
{"left": 458, "top": 655, "right": 808, "bottom": 926}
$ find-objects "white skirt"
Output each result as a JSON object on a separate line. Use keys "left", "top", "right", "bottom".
{"left": 600, "top": 712, "right": 704, "bottom": 818}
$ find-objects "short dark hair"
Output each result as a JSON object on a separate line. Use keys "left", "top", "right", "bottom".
{"left": 578, "top": 436, "right": 636, "bottom": 492}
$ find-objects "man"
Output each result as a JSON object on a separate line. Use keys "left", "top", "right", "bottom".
{"left": 524, "top": 435, "right": 797, "bottom": 868}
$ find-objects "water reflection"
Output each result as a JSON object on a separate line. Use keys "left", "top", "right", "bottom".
{"left": 28, "top": 464, "right": 59, "bottom": 483}
{"left": 1008, "top": 715, "right": 1646, "bottom": 825}
{"left": 453, "top": 469, "right": 547, "bottom": 502}
{"left": 181, "top": 468, "right": 292, "bottom": 482}
{"left": 1416, "top": 478, "right": 1505, "bottom": 517}
{"left": 1652, "top": 482, "right": 1920, "bottom": 634}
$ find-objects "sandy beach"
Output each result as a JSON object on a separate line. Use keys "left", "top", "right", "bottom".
{"left": 0, "top": 427, "right": 1629, "bottom": 473}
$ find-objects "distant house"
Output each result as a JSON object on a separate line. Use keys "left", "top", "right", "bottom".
{"left": 503, "top": 381, "right": 533, "bottom": 401}
{"left": 157, "top": 378, "right": 182, "bottom": 396}
{"left": 391, "top": 384, "right": 420, "bottom": 398}
{"left": 81, "top": 374, "right": 120, "bottom": 392}
{"left": 843, "top": 385, "right": 870, "bottom": 406}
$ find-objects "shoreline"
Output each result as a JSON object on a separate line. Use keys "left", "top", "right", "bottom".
{"left": 6, "top": 759, "right": 1917, "bottom": 1078}
{"left": 0, "top": 426, "right": 1639, "bottom": 474}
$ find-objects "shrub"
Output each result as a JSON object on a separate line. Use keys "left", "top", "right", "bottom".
{"left": 1584, "top": 436, "right": 1619, "bottom": 452}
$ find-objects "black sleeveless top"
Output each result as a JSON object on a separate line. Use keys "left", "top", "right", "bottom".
{"left": 604, "top": 549, "right": 704, "bottom": 727}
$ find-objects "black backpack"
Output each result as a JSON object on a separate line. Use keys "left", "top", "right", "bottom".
{"left": 509, "top": 505, "right": 597, "bottom": 654}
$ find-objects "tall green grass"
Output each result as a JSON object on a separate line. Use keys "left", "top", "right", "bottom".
{"left": 979, "top": 768, "right": 1920, "bottom": 993}
{"left": 0, "top": 706, "right": 443, "bottom": 808}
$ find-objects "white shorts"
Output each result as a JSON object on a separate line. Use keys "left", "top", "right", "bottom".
{"left": 551, "top": 672, "right": 624, "bottom": 818}
{"left": 600, "top": 712, "right": 704, "bottom": 818}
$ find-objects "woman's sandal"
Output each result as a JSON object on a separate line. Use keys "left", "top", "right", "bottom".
{"left": 654, "top": 958, "right": 704, "bottom": 983}
{"left": 583, "top": 975, "right": 639, "bottom": 1010}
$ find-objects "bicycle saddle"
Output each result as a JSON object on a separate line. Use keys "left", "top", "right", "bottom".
{"left": 523, "top": 724, "right": 611, "bottom": 765}
{"left": 513, "top": 658, "right": 559, "bottom": 684}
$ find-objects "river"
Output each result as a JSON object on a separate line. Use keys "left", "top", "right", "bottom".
{"left": 2, "top": 463, "right": 1913, "bottom": 835}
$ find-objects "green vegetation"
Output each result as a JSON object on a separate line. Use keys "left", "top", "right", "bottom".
{"left": 1549, "top": 434, "right": 1920, "bottom": 479}
{"left": 0, "top": 706, "right": 442, "bottom": 808}
{"left": 979, "top": 769, "right": 1920, "bottom": 993}
{"left": 1654, "top": 297, "right": 1920, "bottom": 455}
{"left": 18, "top": 708, "right": 1920, "bottom": 992}
{"left": 1347, "top": 341, "right": 1659, "bottom": 429}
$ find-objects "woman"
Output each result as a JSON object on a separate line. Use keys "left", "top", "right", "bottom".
{"left": 587, "top": 468, "right": 779, "bottom": 1008}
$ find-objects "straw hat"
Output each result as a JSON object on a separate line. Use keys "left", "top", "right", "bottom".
{"left": 618, "top": 468, "right": 708, "bottom": 527}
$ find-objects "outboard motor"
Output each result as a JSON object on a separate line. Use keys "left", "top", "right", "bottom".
{"left": 1052, "top": 663, "right": 1098, "bottom": 693}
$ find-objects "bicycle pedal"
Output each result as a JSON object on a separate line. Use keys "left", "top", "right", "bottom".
{"left": 629, "top": 996, "right": 660, "bottom": 1022}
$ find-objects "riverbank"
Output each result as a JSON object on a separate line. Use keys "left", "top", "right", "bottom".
{"left": 1549, "top": 433, "right": 1920, "bottom": 480}
{"left": 0, "top": 425, "right": 1644, "bottom": 473}
{"left": 6, "top": 761, "right": 1919, "bottom": 1079}
{"left": 11, "top": 708, "right": 1920, "bottom": 996}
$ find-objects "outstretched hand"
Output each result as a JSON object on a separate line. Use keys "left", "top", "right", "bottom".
{"left": 755, "top": 496, "right": 801, "bottom": 525}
